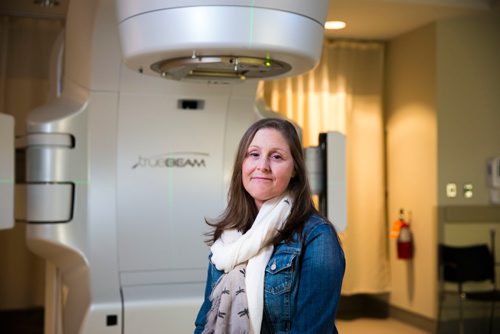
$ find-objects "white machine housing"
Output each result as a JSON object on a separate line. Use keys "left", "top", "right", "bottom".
{"left": 116, "top": 0, "right": 329, "bottom": 81}
{"left": 15, "top": 0, "right": 330, "bottom": 333}
{"left": 305, "top": 132, "right": 347, "bottom": 232}
{"left": 0, "top": 113, "right": 14, "bottom": 230}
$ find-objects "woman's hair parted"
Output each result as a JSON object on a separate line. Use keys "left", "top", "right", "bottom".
{"left": 206, "top": 117, "right": 318, "bottom": 245}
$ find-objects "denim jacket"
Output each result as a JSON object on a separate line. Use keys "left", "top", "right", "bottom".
{"left": 194, "top": 214, "right": 345, "bottom": 333}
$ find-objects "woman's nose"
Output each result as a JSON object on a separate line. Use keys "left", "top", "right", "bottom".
{"left": 256, "top": 157, "right": 270, "bottom": 171}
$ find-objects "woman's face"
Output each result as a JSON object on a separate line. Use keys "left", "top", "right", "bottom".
{"left": 242, "top": 128, "right": 295, "bottom": 210}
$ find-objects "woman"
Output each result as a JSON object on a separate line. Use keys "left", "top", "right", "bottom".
{"left": 195, "top": 118, "right": 345, "bottom": 333}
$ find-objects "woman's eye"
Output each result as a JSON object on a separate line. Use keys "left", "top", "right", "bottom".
{"left": 248, "top": 152, "right": 259, "bottom": 158}
{"left": 271, "top": 154, "right": 283, "bottom": 160}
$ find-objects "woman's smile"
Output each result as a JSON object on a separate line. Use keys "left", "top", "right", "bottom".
{"left": 251, "top": 176, "right": 273, "bottom": 181}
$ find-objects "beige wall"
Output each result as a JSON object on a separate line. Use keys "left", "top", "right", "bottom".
{"left": 385, "top": 24, "right": 438, "bottom": 319}
{"left": 437, "top": 12, "right": 500, "bottom": 300}
{"left": 385, "top": 12, "right": 500, "bottom": 320}
{"left": 437, "top": 13, "right": 500, "bottom": 206}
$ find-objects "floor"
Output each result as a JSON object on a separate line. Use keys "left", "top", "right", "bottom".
{"left": 335, "top": 293, "right": 500, "bottom": 334}
{"left": 0, "top": 307, "right": 430, "bottom": 334}
{"left": 1, "top": 307, "right": 497, "bottom": 333}
{"left": 0, "top": 312, "right": 429, "bottom": 334}
{"left": 337, "top": 317, "right": 429, "bottom": 334}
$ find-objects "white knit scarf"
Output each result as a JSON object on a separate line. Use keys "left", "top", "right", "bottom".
{"left": 209, "top": 194, "right": 292, "bottom": 334}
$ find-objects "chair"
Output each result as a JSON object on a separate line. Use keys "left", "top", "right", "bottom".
{"left": 437, "top": 230, "right": 500, "bottom": 334}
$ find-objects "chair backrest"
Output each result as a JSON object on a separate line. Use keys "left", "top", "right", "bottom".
{"left": 439, "top": 244, "right": 495, "bottom": 284}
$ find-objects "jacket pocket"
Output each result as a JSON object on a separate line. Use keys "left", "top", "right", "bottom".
{"left": 264, "top": 250, "right": 299, "bottom": 295}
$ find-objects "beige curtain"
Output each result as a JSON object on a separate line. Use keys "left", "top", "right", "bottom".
{"left": 0, "top": 16, "right": 64, "bottom": 310}
{"left": 259, "top": 40, "right": 390, "bottom": 294}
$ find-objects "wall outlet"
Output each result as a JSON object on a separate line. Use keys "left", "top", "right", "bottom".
{"left": 446, "top": 183, "right": 457, "bottom": 198}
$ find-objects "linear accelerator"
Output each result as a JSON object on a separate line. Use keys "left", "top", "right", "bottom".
{"left": 0, "top": 0, "right": 337, "bottom": 333}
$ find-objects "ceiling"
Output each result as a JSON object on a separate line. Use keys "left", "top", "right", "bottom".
{"left": 0, "top": 0, "right": 498, "bottom": 40}
{"left": 325, "top": 0, "right": 500, "bottom": 40}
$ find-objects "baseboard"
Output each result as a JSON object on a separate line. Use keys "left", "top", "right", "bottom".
{"left": 0, "top": 307, "right": 44, "bottom": 334}
{"left": 389, "top": 304, "right": 437, "bottom": 333}
{"left": 337, "top": 294, "right": 437, "bottom": 333}
{"left": 337, "top": 294, "right": 389, "bottom": 320}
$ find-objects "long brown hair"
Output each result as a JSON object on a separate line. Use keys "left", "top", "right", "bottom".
{"left": 206, "top": 118, "right": 318, "bottom": 245}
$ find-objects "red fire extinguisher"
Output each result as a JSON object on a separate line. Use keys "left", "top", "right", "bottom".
{"left": 390, "top": 209, "right": 414, "bottom": 260}
{"left": 397, "top": 220, "right": 413, "bottom": 259}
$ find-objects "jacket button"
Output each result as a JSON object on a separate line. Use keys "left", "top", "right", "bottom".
{"left": 271, "top": 261, "right": 276, "bottom": 270}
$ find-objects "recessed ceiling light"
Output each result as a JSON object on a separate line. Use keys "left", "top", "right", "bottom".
{"left": 324, "top": 21, "right": 346, "bottom": 30}
{"left": 34, "top": 0, "right": 60, "bottom": 6}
